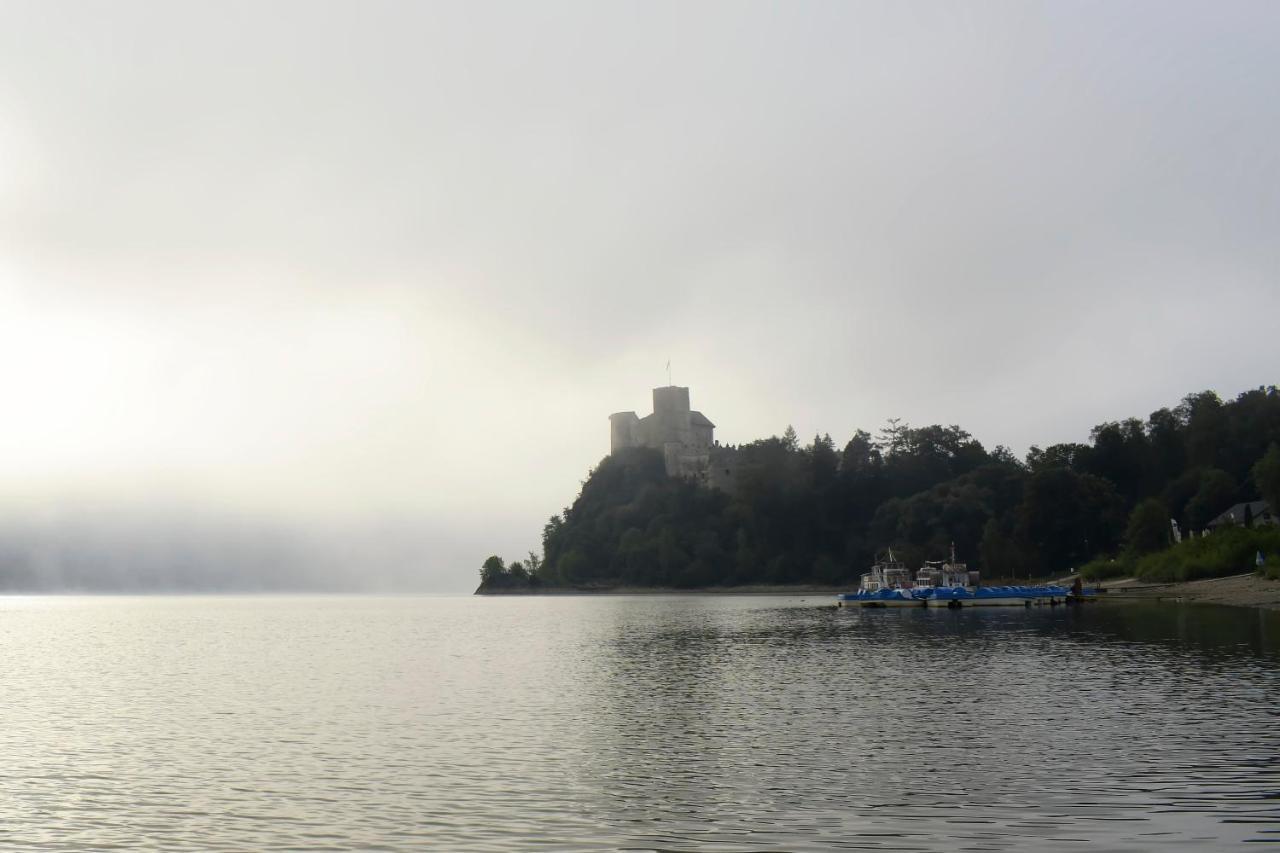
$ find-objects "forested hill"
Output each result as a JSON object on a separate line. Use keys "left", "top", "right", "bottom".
{"left": 479, "top": 386, "right": 1280, "bottom": 590}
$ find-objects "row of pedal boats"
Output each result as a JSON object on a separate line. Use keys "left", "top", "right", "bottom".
{"left": 835, "top": 546, "right": 1095, "bottom": 608}
{"left": 836, "top": 584, "right": 1082, "bottom": 608}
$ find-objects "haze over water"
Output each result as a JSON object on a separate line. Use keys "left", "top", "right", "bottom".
{"left": 3, "top": 595, "right": 1277, "bottom": 851}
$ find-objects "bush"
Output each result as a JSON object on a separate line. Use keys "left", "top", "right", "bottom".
{"left": 1132, "top": 526, "right": 1280, "bottom": 583}
{"left": 1080, "top": 555, "right": 1133, "bottom": 581}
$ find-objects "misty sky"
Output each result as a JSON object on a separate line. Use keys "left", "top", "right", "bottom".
{"left": 1, "top": 1, "right": 1277, "bottom": 590}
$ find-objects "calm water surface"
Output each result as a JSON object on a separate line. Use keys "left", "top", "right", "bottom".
{"left": 1, "top": 594, "right": 1278, "bottom": 851}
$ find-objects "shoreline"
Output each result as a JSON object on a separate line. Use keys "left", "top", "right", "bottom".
{"left": 478, "top": 574, "right": 1280, "bottom": 610}
{"left": 1099, "top": 573, "right": 1280, "bottom": 611}
{"left": 475, "top": 583, "right": 847, "bottom": 596}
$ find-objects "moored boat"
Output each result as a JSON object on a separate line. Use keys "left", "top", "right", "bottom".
{"left": 915, "top": 544, "right": 986, "bottom": 606}
{"left": 837, "top": 545, "right": 1091, "bottom": 609}
{"left": 836, "top": 549, "right": 921, "bottom": 607}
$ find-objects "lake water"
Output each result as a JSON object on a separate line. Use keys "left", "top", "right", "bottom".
{"left": 2, "top": 594, "right": 1278, "bottom": 851}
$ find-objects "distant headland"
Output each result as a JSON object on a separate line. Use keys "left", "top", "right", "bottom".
{"left": 477, "top": 384, "right": 1280, "bottom": 599}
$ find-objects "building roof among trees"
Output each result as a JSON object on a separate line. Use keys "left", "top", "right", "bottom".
{"left": 1207, "top": 500, "right": 1274, "bottom": 528}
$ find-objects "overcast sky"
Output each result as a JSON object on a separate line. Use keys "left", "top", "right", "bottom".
{"left": 0, "top": 1, "right": 1277, "bottom": 590}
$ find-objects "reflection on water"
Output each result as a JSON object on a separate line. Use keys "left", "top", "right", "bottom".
{"left": 0, "top": 595, "right": 1277, "bottom": 851}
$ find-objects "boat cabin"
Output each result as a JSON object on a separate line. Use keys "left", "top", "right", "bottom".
{"left": 916, "top": 544, "right": 977, "bottom": 589}
{"left": 860, "top": 550, "right": 911, "bottom": 592}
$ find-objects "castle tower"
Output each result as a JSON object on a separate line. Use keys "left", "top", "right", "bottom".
{"left": 651, "top": 385, "right": 691, "bottom": 418}
{"left": 651, "top": 386, "right": 692, "bottom": 457}
{"left": 608, "top": 411, "right": 641, "bottom": 453}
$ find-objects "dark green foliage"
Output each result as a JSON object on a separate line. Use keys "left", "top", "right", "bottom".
{"left": 1185, "top": 469, "right": 1237, "bottom": 530}
{"left": 1025, "top": 442, "right": 1091, "bottom": 473}
{"left": 871, "top": 463, "right": 1027, "bottom": 571}
{"left": 980, "top": 516, "right": 1033, "bottom": 579}
{"left": 1162, "top": 468, "right": 1208, "bottom": 525}
{"left": 1126, "top": 498, "right": 1171, "bottom": 556}
{"left": 1079, "top": 554, "right": 1134, "bottom": 581}
{"left": 879, "top": 423, "right": 989, "bottom": 498}
{"left": 1015, "top": 468, "right": 1124, "bottom": 574}
{"left": 1254, "top": 444, "right": 1280, "bottom": 511}
{"left": 1134, "top": 526, "right": 1280, "bottom": 583}
{"left": 1085, "top": 419, "right": 1154, "bottom": 503}
{"left": 538, "top": 447, "right": 732, "bottom": 588}
{"left": 477, "top": 554, "right": 540, "bottom": 591}
{"left": 491, "top": 386, "right": 1280, "bottom": 589}
{"left": 534, "top": 425, "right": 1009, "bottom": 587}
{"left": 480, "top": 555, "right": 506, "bottom": 584}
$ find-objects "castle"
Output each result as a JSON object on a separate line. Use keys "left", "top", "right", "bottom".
{"left": 609, "top": 386, "right": 737, "bottom": 490}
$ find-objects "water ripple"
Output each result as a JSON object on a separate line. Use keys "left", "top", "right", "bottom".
{"left": 0, "top": 595, "right": 1277, "bottom": 850}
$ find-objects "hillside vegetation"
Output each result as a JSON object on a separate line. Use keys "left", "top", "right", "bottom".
{"left": 481, "top": 386, "right": 1280, "bottom": 590}
{"left": 1081, "top": 526, "right": 1280, "bottom": 583}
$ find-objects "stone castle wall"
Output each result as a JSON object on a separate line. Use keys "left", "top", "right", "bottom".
{"left": 708, "top": 444, "right": 740, "bottom": 493}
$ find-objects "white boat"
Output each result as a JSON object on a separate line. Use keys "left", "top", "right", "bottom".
{"left": 838, "top": 545, "right": 1082, "bottom": 609}
{"left": 917, "top": 543, "right": 980, "bottom": 606}
{"left": 836, "top": 549, "right": 922, "bottom": 607}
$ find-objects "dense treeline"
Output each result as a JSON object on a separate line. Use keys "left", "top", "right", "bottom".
{"left": 481, "top": 386, "right": 1280, "bottom": 589}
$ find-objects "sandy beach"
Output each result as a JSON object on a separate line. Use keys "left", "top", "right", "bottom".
{"left": 1100, "top": 573, "right": 1280, "bottom": 610}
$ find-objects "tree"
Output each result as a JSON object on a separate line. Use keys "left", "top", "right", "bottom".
{"left": 1254, "top": 444, "right": 1280, "bottom": 511}
{"left": 1146, "top": 406, "right": 1186, "bottom": 484}
{"left": 990, "top": 445, "right": 1022, "bottom": 467}
{"left": 1125, "top": 498, "right": 1169, "bottom": 556}
{"left": 878, "top": 418, "right": 908, "bottom": 455}
{"left": 1085, "top": 419, "right": 1153, "bottom": 503}
{"left": 479, "top": 555, "right": 507, "bottom": 585}
{"left": 1163, "top": 468, "right": 1207, "bottom": 525}
{"left": 1016, "top": 468, "right": 1124, "bottom": 574}
{"left": 980, "top": 517, "right": 1031, "bottom": 579}
{"left": 879, "top": 423, "right": 989, "bottom": 498}
{"left": 870, "top": 471, "right": 1006, "bottom": 567}
{"left": 811, "top": 554, "right": 843, "bottom": 584}
{"left": 1025, "top": 443, "right": 1091, "bottom": 473}
{"left": 840, "top": 430, "right": 881, "bottom": 474}
{"left": 1179, "top": 390, "right": 1227, "bottom": 469}
{"left": 782, "top": 425, "right": 799, "bottom": 452}
{"left": 808, "top": 433, "right": 838, "bottom": 489}
{"left": 1185, "top": 468, "right": 1236, "bottom": 531}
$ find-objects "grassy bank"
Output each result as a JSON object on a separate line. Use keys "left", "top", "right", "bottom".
{"left": 1081, "top": 526, "right": 1280, "bottom": 583}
